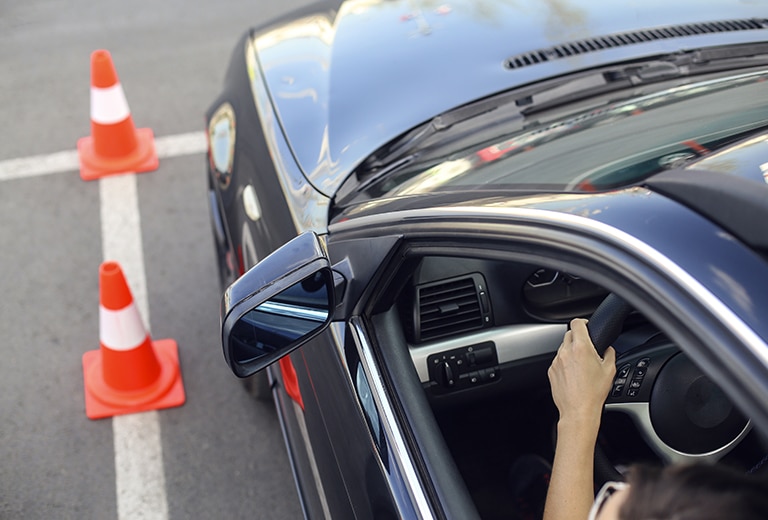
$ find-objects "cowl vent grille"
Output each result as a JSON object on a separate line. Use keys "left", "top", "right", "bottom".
{"left": 505, "top": 18, "right": 768, "bottom": 70}
{"left": 414, "top": 273, "right": 492, "bottom": 343}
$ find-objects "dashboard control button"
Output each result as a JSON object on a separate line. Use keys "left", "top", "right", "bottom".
{"left": 442, "top": 362, "right": 455, "bottom": 387}
{"left": 478, "top": 368, "right": 498, "bottom": 382}
{"left": 473, "top": 346, "right": 494, "bottom": 365}
{"left": 427, "top": 342, "right": 498, "bottom": 393}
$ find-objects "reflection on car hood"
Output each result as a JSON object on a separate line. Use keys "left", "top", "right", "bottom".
{"left": 253, "top": 0, "right": 768, "bottom": 197}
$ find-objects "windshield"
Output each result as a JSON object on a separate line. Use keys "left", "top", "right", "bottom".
{"left": 352, "top": 69, "right": 768, "bottom": 200}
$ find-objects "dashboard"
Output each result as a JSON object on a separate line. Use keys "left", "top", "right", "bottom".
{"left": 522, "top": 268, "right": 608, "bottom": 320}
{"left": 393, "top": 255, "right": 608, "bottom": 399}
{"left": 380, "top": 252, "right": 762, "bottom": 494}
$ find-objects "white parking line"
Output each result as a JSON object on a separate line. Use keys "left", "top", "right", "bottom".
{"left": 101, "top": 174, "right": 169, "bottom": 520}
{"left": 0, "top": 131, "right": 206, "bottom": 182}
{"left": 2, "top": 130, "right": 207, "bottom": 518}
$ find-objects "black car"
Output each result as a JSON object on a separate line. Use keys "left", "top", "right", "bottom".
{"left": 206, "top": 1, "right": 768, "bottom": 518}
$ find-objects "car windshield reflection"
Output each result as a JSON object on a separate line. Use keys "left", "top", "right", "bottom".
{"left": 362, "top": 70, "right": 768, "bottom": 198}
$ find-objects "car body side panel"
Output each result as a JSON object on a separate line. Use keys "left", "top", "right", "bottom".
{"left": 244, "top": 35, "right": 331, "bottom": 235}
{"left": 253, "top": 0, "right": 768, "bottom": 196}
{"left": 291, "top": 329, "right": 403, "bottom": 519}
{"left": 271, "top": 363, "right": 329, "bottom": 519}
{"left": 206, "top": 32, "right": 302, "bottom": 275}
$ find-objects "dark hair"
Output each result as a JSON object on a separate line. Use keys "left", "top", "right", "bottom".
{"left": 619, "top": 464, "right": 768, "bottom": 520}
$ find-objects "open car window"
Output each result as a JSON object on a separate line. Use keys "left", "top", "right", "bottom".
{"left": 348, "top": 232, "right": 768, "bottom": 519}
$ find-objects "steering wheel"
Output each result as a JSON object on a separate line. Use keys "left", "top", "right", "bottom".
{"left": 587, "top": 294, "right": 751, "bottom": 483}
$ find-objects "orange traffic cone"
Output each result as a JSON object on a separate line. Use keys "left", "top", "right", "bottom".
{"left": 77, "top": 50, "right": 158, "bottom": 181}
{"left": 82, "top": 261, "right": 185, "bottom": 419}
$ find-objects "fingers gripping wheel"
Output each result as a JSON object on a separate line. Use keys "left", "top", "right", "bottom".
{"left": 587, "top": 293, "right": 633, "bottom": 484}
{"left": 586, "top": 294, "right": 633, "bottom": 357}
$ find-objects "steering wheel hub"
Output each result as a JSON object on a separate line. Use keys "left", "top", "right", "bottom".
{"left": 650, "top": 352, "right": 748, "bottom": 454}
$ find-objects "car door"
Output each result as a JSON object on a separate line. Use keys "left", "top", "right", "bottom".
{"left": 267, "top": 234, "right": 437, "bottom": 520}
{"left": 320, "top": 194, "right": 768, "bottom": 518}
{"left": 222, "top": 187, "right": 768, "bottom": 519}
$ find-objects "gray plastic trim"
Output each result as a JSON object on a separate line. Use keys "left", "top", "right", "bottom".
{"left": 410, "top": 323, "right": 566, "bottom": 383}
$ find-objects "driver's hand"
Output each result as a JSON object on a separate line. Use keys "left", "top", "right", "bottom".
{"left": 548, "top": 318, "right": 616, "bottom": 427}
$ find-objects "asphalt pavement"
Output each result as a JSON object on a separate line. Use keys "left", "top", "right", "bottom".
{"left": 0, "top": 1, "right": 314, "bottom": 518}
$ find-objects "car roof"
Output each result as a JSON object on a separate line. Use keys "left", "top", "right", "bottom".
{"left": 252, "top": 0, "right": 768, "bottom": 197}
{"left": 646, "top": 168, "right": 768, "bottom": 251}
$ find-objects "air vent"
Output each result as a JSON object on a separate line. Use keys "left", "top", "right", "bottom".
{"left": 505, "top": 18, "right": 768, "bottom": 70}
{"left": 414, "top": 273, "right": 492, "bottom": 343}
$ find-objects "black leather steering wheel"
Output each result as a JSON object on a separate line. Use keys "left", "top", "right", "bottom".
{"left": 587, "top": 294, "right": 751, "bottom": 484}
{"left": 586, "top": 294, "right": 633, "bottom": 483}
{"left": 586, "top": 294, "right": 633, "bottom": 358}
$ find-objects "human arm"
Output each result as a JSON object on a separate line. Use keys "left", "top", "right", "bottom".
{"left": 543, "top": 318, "right": 616, "bottom": 520}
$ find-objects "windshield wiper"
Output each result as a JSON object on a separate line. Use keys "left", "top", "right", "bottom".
{"left": 355, "top": 43, "right": 768, "bottom": 189}
{"left": 520, "top": 42, "right": 768, "bottom": 115}
{"left": 355, "top": 90, "right": 527, "bottom": 190}
{"left": 360, "top": 93, "right": 508, "bottom": 170}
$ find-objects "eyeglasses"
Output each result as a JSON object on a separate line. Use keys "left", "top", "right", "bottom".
{"left": 587, "top": 481, "right": 629, "bottom": 520}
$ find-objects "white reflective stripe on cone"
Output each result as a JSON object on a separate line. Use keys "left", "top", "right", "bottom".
{"left": 100, "top": 303, "right": 149, "bottom": 351}
{"left": 91, "top": 83, "right": 131, "bottom": 125}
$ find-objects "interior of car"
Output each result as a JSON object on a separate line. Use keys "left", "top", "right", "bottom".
{"left": 363, "top": 245, "right": 768, "bottom": 520}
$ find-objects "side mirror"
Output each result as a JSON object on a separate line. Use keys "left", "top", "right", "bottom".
{"left": 221, "top": 232, "right": 335, "bottom": 377}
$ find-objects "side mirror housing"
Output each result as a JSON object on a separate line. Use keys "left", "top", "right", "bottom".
{"left": 221, "top": 232, "right": 335, "bottom": 377}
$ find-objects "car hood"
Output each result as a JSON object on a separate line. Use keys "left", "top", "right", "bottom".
{"left": 251, "top": 0, "right": 768, "bottom": 198}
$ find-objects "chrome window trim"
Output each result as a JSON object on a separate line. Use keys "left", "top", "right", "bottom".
{"left": 410, "top": 323, "right": 566, "bottom": 383}
{"left": 349, "top": 317, "right": 434, "bottom": 520}
{"left": 330, "top": 203, "right": 768, "bottom": 366}
{"left": 329, "top": 321, "right": 422, "bottom": 519}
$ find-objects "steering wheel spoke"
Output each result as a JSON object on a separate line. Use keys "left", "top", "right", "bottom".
{"left": 606, "top": 401, "right": 752, "bottom": 464}
{"left": 605, "top": 344, "right": 676, "bottom": 407}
